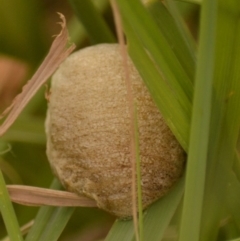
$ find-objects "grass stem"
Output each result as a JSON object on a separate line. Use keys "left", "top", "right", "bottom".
{"left": 179, "top": 0, "right": 217, "bottom": 240}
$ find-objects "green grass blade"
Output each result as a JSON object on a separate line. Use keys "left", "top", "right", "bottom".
{"left": 68, "top": 0, "right": 116, "bottom": 44}
{"left": 0, "top": 170, "right": 23, "bottom": 241}
{"left": 105, "top": 2, "right": 193, "bottom": 239}
{"left": 128, "top": 35, "right": 189, "bottom": 151}
{"left": 25, "top": 179, "right": 74, "bottom": 241}
{"left": 105, "top": 219, "right": 134, "bottom": 241}
{"left": 37, "top": 207, "right": 75, "bottom": 241}
{"left": 164, "top": 0, "right": 197, "bottom": 61}
{"left": 140, "top": 176, "right": 184, "bottom": 241}
{"left": 105, "top": 175, "right": 184, "bottom": 241}
{"left": 105, "top": 7, "right": 190, "bottom": 241}
{"left": 147, "top": 1, "right": 196, "bottom": 81}
{"left": 25, "top": 179, "right": 61, "bottom": 241}
{"left": 117, "top": 0, "right": 193, "bottom": 102}
{"left": 200, "top": 1, "right": 240, "bottom": 238}
{"left": 178, "top": 0, "right": 217, "bottom": 240}
{"left": 115, "top": 0, "right": 195, "bottom": 150}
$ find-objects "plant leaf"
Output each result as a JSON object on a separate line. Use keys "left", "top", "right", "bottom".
{"left": 7, "top": 185, "right": 97, "bottom": 207}
{"left": 25, "top": 179, "right": 74, "bottom": 241}
{"left": 179, "top": 0, "right": 217, "bottom": 240}
{"left": 69, "top": 0, "right": 116, "bottom": 43}
{"left": 0, "top": 13, "right": 75, "bottom": 136}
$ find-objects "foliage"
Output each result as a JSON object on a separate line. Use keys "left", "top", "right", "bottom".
{"left": 0, "top": 0, "right": 240, "bottom": 240}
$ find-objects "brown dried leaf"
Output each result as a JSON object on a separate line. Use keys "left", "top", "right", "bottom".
{"left": 111, "top": 1, "right": 139, "bottom": 239}
{"left": 0, "top": 13, "right": 76, "bottom": 136}
{"left": 7, "top": 185, "right": 97, "bottom": 207}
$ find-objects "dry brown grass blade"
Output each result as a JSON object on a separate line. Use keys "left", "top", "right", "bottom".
{"left": 0, "top": 13, "right": 76, "bottom": 136}
{"left": 110, "top": 1, "right": 139, "bottom": 240}
{"left": 7, "top": 185, "right": 97, "bottom": 207}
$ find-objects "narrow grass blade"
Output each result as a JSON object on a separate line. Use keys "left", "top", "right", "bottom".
{"left": 140, "top": 175, "right": 184, "bottom": 241}
{"left": 164, "top": 0, "right": 197, "bottom": 62}
{"left": 116, "top": 0, "right": 194, "bottom": 150}
{"left": 200, "top": 1, "right": 240, "bottom": 239}
{"left": 0, "top": 170, "right": 23, "bottom": 241}
{"left": 37, "top": 207, "right": 75, "bottom": 241}
{"left": 69, "top": 0, "right": 116, "bottom": 44}
{"left": 127, "top": 30, "right": 189, "bottom": 151}
{"left": 24, "top": 179, "right": 59, "bottom": 241}
{"left": 105, "top": 1, "right": 192, "bottom": 239}
{"left": 24, "top": 180, "right": 75, "bottom": 241}
{"left": 179, "top": 0, "right": 217, "bottom": 241}
{"left": 147, "top": 0, "right": 196, "bottom": 82}
{"left": 116, "top": 0, "right": 193, "bottom": 102}
{"left": 105, "top": 219, "right": 134, "bottom": 241}
{"left": 105, "top": 175, "right": 185, "bottom": 241}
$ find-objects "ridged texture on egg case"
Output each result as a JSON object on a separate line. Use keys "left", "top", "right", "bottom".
{"left": 45, "top": 44, "right": 185, "bottom": 218}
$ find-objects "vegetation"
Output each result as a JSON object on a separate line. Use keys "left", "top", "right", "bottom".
{"left": 0, "top": 0, "right": 240, "bottom": 240}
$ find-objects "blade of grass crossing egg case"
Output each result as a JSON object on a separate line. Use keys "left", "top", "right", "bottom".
{"left": 120, "top": 12, "right": 189, "bottom": 151}
{"left": 0, "top": 170, "right": 23, "bottom": 241}
{"left": 25, "top": 179, "right": 72, "bottom": 241}
{"left": 147, "top": 0, "right": 196, "bottom": 81}
{"left": 105, "top": 2, "right": 188, "bottom": 239}
{"left": 179, "top": 0, "right": 217, "bottom": 241}
{"left": 116, "top": 0, "right": 193, "bottom": 105}
{"left": 68, "top": 0, "right": 116, "bottom": 43}
{"left": 116, "top": 0, "right": 192, "bottom": 150}
{"left": 200, "top": 1, "right": 240, "bottom": 238}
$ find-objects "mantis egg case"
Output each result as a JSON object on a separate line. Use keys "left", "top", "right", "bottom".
{"left": 45, "top": 44, "right": 185, "bottom": 218}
